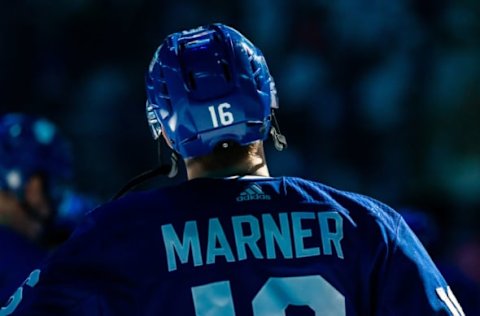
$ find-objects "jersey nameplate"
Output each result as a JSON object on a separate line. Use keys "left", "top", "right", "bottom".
{"left": 161, "top": 211, "right": 344, "bottom": 272}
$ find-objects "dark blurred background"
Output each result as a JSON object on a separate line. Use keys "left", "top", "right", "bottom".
{"left": 1, "top": 0, "right": 479, "bottom": 290}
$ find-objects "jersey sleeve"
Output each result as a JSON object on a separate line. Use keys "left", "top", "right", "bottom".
{"left": 374, "top": 215, "right": 465, "bottom": 316}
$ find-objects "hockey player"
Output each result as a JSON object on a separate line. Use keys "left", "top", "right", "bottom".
{"left": 0, "top": 113, "right": 73, "bottom": 304}
{"left": 1, "top": 24, "right": 464, "bottom": 315}
{"left": 0, "top": 113, "right": 95, "bottom": 306}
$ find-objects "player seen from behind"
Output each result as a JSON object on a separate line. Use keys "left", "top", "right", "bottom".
{"left": 0, "top": 24, "right": 465, "bottom": 315}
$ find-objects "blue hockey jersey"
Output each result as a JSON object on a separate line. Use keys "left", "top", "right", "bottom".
{"left": 0, "top": 177, "right": 464, "bottom": 315}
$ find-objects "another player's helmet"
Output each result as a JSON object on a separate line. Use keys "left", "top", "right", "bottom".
{"left": 0, "top": 113, "right": 73, "bottom": 202}
{"left": 145, "top": 23, "right": 280, "bottom": 158}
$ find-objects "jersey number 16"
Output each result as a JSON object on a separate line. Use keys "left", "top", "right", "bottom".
{"left": 191, "top": 275, "right": 345, "bottom": 316}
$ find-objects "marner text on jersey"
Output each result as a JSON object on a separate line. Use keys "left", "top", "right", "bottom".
{"left": 161, "top": 211, "right": 344, "bottom": 272}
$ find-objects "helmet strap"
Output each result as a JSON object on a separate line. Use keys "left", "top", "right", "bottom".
{"left": 270, "top": 110, "right": 287, "bottom": 151}
{"left": 168, "top": 151, "right": 179, "bottom": 178}
{"left": 111, "top": 138, "right": 179, "bottom": 200}
{"left": 156, "top": 137, "right": 178, "bottom": 178}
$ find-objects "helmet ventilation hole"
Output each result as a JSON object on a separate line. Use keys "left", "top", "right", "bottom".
{"left": 187, "top": 71, "right": 197, "bottom": 90}
{"left": 221, "top": 61, "right": 232, "bottom": 82}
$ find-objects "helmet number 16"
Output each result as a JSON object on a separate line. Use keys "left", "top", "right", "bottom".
{"left": 208, "top": 103, "right": 234, "bottom": 128}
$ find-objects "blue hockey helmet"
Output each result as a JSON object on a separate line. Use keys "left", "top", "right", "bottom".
{"left": 145, "top": 23, "right": 281, "bottom": 158}
{"left": 0, "top": 113, "right": 73, "bottom": 201}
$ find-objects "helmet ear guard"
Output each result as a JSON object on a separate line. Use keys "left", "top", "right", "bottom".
{"left": 146, "top": 100, "right": 162, "bottom": 141}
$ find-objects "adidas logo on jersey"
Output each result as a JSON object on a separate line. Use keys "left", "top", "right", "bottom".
{"left": 236, "top": 184, "right": 271, "bottom": 202}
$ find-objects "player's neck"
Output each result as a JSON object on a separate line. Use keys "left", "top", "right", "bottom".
{"left": 186, "top": 156, "right": 270, "bottom": 180}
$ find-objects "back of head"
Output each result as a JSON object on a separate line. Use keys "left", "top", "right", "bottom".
{"left": 145, "top": 23, "right": 283, "bottom": 159}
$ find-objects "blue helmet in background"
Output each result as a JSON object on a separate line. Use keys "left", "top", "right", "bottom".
{"left": 0, "top": 113, "right": 98, "bottom": 236}
{"left": 145, "top": 23, "right": 280, "bottom": 158}
{"left": 0, "top": 113, "right": 73, "bottom": 202}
